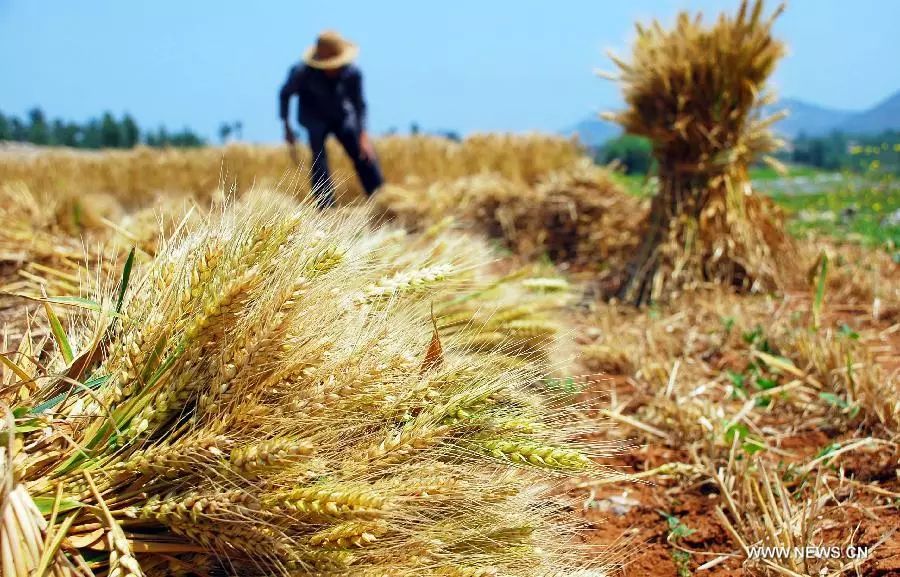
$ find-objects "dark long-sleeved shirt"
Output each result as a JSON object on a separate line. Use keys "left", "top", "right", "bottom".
{"left": 279, "top": 64, "right": 367, "bottom": 131}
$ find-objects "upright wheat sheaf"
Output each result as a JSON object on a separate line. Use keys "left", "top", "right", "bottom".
{"left": 1, "top": 191, "right": 612, "bottom": 577}
{"left": 604, "top": 0, "right": 797, "bottom": 304}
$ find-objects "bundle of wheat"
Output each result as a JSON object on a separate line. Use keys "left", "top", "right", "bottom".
{"left": 374, "top": 163, "right": 643, "bottom": 270}
{"left": 460, "top": 164, "right": 643, "bottom": 268}
{"left": 603, "top": 0, "right": 796, "bottom": 304}
{"left": 0, "top": 192, "right": 612, "bottom": 577}
{"left": 529, "top": 164, "right": 644, "bottom": 267}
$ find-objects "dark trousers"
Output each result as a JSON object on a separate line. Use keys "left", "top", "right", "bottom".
{"left": 307, "top": 121, "right": 384, "bottom": 208}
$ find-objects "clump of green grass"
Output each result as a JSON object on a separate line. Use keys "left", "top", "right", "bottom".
{"left": 763, "top": 171, "right": 900, "bottom": 249}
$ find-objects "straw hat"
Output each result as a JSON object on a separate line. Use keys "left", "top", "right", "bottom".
{"left": 303, "top": 30, "right": 359, "bottom": 70}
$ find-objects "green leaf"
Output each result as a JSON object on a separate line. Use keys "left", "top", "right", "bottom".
{"left": 32, "top": 496, "right": 84, "bottom": 515}
{"left": 727, "top": 370, "right": 747, "bottom": 398}
{"left": 727, "top": 371, "right": 745, "bottom": 387}
{"left": 44, "top": 301, "right": 73, "bottom": 364}
{"left": 15, "top": 419, "right": 43, "bottom": 433}
{"left": 819, "top": 392, "right": 849, "bottom": 409}
{"left": 116, "top": 247, "right": 136, "bottom": 314}
{"left": 742, "top": 326, "right": 764, "bottom": 345}
{"left": 838, "top": 323, "right": 859, "bottom": 340}
{"left": 30, "top": 374, "right": 110, "bottom": 415}
{"left": 742, "top": 438, "right": 766, "bottom": 455}
{"left": 815, "top": 442, "right": 841, "bottom": 460}
{"left": 0, "top": 353, "right": 32, "bottom": 382}
{"left": 656, "top": 510, "right": 696, "bottom": 539}
{"left": 0, "top": 418, "right": 45, "bottom": 444}
{"left": 724, "top": 422, "right": 750, "bottom": 444}
{"left": 812, "top": 253, "right": 828, "bottom": 330}
{"left": 40, "top": 296, "right": 123, "bottom": 318}
{"left": 755, "top": 377, "right": 778, "bottom": 390}
{"left": 72, "top": 200, "right": 83, "bottom": 230}
{"left": 755, "top": 396, "right": 772, "bottom": 408}
{"left": 42, "top": 296, "right": 102, "bottom": 310}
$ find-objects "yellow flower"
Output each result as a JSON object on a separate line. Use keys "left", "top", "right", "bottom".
{"left": 872, "top": 202, "right": 882, "bottom": 212}
{"left": 870, "top": 160, "right": 880, "bottom": 171}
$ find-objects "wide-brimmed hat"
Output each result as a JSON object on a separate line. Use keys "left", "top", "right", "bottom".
{"left": 303, "top": 30, "right": 358, "bottom": 70}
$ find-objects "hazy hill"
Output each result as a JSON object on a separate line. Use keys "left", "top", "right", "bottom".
{"left": 562, "top": 116, "right": 620, "bottom": 147}
{"left": 566, "top": 90, "right": 900, "bottom": 145}
{"left": 772, "top": 91, "right": 900, "bottom": 138}
{"left": 770, "top": 99, "right": 855, "bottom": 138}
{"left": 838, "top": 90, "right": 900, "bottom": 134}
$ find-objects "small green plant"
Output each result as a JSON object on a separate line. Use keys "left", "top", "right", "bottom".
{"left": 838, "top": 323, "right": 860, "bottom": 340}
{"left": 657, "top": 510, "right": 695, "bottom": 577}
{"left": 811, "top": 252, "right": 829, "bottom": 330}
{"left": 724, "top": 422, "right": 766, "bottom": 455}
{"left": 819, "top": 392, "right": 861, "bottom": 419}
{"left": 815, "top": 442, "right": 842, "bottom": 462}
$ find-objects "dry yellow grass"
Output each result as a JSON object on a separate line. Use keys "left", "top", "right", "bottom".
{"left": 0, "top": 134, "right": 584, "bottom": 208}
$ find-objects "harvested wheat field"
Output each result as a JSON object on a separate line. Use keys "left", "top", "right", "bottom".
{"left": 2, "top": 2, "right": 899, "bottom": 577}
{"left": 2, "top": 131, "right": 898, "bottom": 577}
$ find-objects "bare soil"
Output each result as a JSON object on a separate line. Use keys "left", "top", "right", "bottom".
{"left": 570, "top": 291, "right": 900, "bottom": 577}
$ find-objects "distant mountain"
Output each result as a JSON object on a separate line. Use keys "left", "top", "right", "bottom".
{"left": 563, "top": 115, "right": 621, "bottom": 147}
{"left": 769, "top": 91, "right": 900, "bottom": 138}
{"left": 838, "top": 90, "right": 900, "bottom": 134}
{"left": 565, "top": 90, "right": 900, "bottom": 145}
{"left": 769, "top": 99, "right": 855, "bottom": 138}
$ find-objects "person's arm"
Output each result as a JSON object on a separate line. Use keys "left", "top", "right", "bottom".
{"left": 349, "top": 68, "right": 374, "bottom": 159}
{"left": 349, "top": 68, "right": 368, "bottom": 131}
{"left": 279, "top": 67, "right": 297, "bottom": 143}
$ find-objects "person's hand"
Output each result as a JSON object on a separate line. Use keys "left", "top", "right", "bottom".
{"left": 284, "top": 122, "right": 296, "bottom": 145}
{"left": 359, "top": 131, "right": 375, "bottom": 160}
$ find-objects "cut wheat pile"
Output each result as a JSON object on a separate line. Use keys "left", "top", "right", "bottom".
{"left": 374, "top": 161, "right": 645, "bottom": 269}
{"left": 0, "top": 191, "right": 614, "bottom": 577}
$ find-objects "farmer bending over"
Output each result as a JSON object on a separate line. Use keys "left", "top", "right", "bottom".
{"left": 279, "top": 30, "right": 384, "bottom": 207}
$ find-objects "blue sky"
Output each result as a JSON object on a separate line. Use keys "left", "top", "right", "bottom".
{"left": 2, "top": 0, "right": 898, "bottom": 142}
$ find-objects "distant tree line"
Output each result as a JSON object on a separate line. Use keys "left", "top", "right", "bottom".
{"left": 383, "top": 122, "right": 461, "bottom": 141}
{"left": 218, "top": 121, "right": 244, "bottom": 143}
{"left": 595, "top": 134, "right": 654, "bottom": 174}
{"left": 596, "top": 131, "right": 900, "bottom": 175}
{"left": 0, "top": 107, "right": 206, "bottom": 149}
{"left": 778, "top": 130, "right": 900, "bottom": 173}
